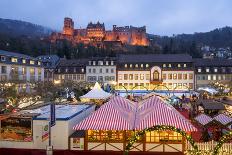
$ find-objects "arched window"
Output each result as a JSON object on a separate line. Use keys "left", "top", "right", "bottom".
{"left": 153, "top": 70, "right": 159, "bottom": 80}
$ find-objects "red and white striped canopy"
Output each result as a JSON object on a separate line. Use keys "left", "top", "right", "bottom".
{"left": 214, "top": 114, "right": 232, "bottom": 126}
{"left": 135, "top": 97, "right": 197, "bottom": 131}
{"left": 194, "top": 114, "right": 213, "bottom": 126}
{"left": 73, "top": 96, "right": 136, "bottom": 130}
{"left": 73, "top": 96, "right": 197, "bottom": 132}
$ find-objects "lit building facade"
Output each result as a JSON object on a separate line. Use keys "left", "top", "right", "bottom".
{"left": 116, "top": 54, "right": 195, "bottom": 91}
{"left": 86, "top": 58, "right": 116, "bottom": 85}
{"left": 50, "top": 17, "right": 149, "bottom": 47}
{"left": 194, "top": 58, "right": 232, "bottom": 88}
{"left": 54, "top": 59, "right": 87, "bottom": 83}
{"left": 0, "top": 50, "right": 44, "bottom": 82}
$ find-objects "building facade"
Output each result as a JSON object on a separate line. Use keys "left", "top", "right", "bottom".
{"left": 50, "top": 17, "right": 149, "bottom": 47}
{"left": 86, "top": 58, "right": 116, "bottom": 85}
{"left": 37, "top": 55, "right": 60, "bottom": 82}
{"left": 54, "top": 59, "right": 87, "bottom": 84}
{"left": 116, "top": 54, "right": 195, "bottom": 92}
{"left": 0, "top": 50, "right": 44, "bottom": 82}
{"left": 194, "top": 58, "right": 232, "bottom": 88}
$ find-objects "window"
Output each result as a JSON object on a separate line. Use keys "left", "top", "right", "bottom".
{"left": 146, "top": 74, "right": 150, "bottom": 80}
{"left": 38, "top": 68, "right": 41, "bottom": 75}
{"left": 88, "top": 68, "right": 91, "bottom": 73}
{"left": 1, "top": 66, "right": 7, "bottom": 74}
{"left": 140, "top": 74, "right": 144, "bottom": 80}
{"left": 135, "top": 64, "right": 138, "bottom": 68}
{"left": 213, "top": 75, "right": 216, "bottom": 80}
{"left": 93, "top": 61, "right": 96, "bottom": 65}
{"left": 130, "top": 64, "right": 133, "bottom": 68}
{"left": 178, "top": 74, "right": 182, "bottom": 79}
{"left": 129, "top": 74, "right": 133, "bottom": 80}
{"left": 98, "top": 76, "right": 103, "bottom": 81}
{"left": 99, "top": 68, "right": 102, "bottom": 73}
{"left": 153, "top": 70, "right": 159, "bottom": 80}
{"left": 141, "top": 64, "right": 144, "bottom": 68}
{"left": 1, "top": 56, "right": 6, "bottom": 61}
{"left": 162, "top": 74, "right": 166, "bottom": 80}
{"left": 124, "top": 74, "right": 128, "bottom": 80}
{"left": 208, "top": 75, "right": 211, "bottom": 80}
{"left": 189, "top": 73, "right": 193, "bottom": 79}
{"left": 111, "top": 68, "right": 114, "bottom": 73}
{"left": 30, "top": 60, "right": 35, "bottom": 65}
{"left": 74, "top": 68, "right": 77, "bottom": 73}
{"left": 183, "top": 74, "right": 188, "bottom": 80}
{"left": 73, "top": 75, "right": 77, "bottom": 80}
{"left": 178, "top": 83, "right": 182, "bottom": 89}
{"left": 106, "top": 61, "right": 109, "bottom": 65}
{"left": 183, "top": 64, "right": 187, "bottom": 67}
{"left": 65, "top": 68, "right": 68, "bottom": 72}
{"left": 111, "top": 61, "right": 114, "bottom": 65}
{"left": 93, "top": 69, "right": 96, "bottom": 73}
{"left": 178, "top": 64, "right": 181, "bottom": 67}
{"left": 22, "top": 67, "right": 26, "bottom": 75}
{"left": 189, "top": 83, "right": 193, "bottom": 89}
{"left": 135, "top": 74, "right": 139, "bottom": 80}
{"left": 87, "top": 130, "right": 124, "bottom": 142}
{"left": 197, "top": 68, "right": 201, "bottom": 73}
{"left": 168, "top": 74, "right": 172, "bottom": 80}
{"left": 168, "top": 64, "right": 172, "bottom": 68}
{"left": 214, "top": 68, "right": 218, "bottom": 73}
{"left": 118, "top": 74, "right": 122, "bottom": 80}
{"left": 105, "top": 68, "right": 109, "bottom": 73}
{"left": 163, "top": 64, "right": 166, "bottom": 68}
{"left": 206, "top": 68, "right": 210, "bottom": 73}
{"left": 124, "top": 64, "right": 127, "bottom": 68}
{"left": 81, "top": 68, "right": 84, "bottom": 73}
{"left": 11, "top": 58, "right": 18, "bottom": 63}
{"left": 38, "top": 61, "right": 41, "bottom": 65}
{"left": 30, "top": 68, "right": 35, "bottom": 75}
{"left": 173, "top": 74, "right": 177, "bottom": 80}
{"left": 145, "top": 131, "right": 182, "bottom": 143}
{"left": 146, "top": 64, "right": 149, "bottom": 68}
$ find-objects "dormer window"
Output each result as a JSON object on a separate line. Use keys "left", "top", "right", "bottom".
{"left": 214, "top": 68, "right": 218, "bottom": 73}
{"left": 141, "top": 64, "right": 143, "bottom": 68}
{"left": 81, "top": 68, "right": 84, "bottom": 72}
{"left": 1, "top": 56, "right": 6, "bottom": 61}
{"left": 130, "top": 64, "right": 133, "bottom": 68}
{"left": 74, "top": 68, "right": 76, "bottom": 73}
{"left": 106, "top": 61, "right": 109, "bottom": 65}
{"left": 93, "top": 61, "right": 96, "bottom": 65}
{"left": 135, "top": 64, "right": 138, "bottom": 68}
{"left": 89, "top": 61, "right": 91, "bottom": 65}
{"left": 30, "top": 60, "right": 35, "bottom": 65}
{"left": 111, "top": 61, "right": 114, "bottom": 65}
{"left": 11, "top": 57, "right": 18, "bottom": 63}
{"left": 22, "top": 59, "right": 26, "bottom": 64}
{"left": 198, "top": 68, "right": 201, "bottom": 73}
{"left": 65, "top": 68, "right": 68, "bottom": 72}
{"left": 206, "top": 68, "right": 210, "bottom": 73}
{"left": 168, "top": 64, "right": 172, "bottom": 68}
{"left": 98, "top": 61, "right": 103, "bottom": 65}
{"left": 124, "top": 64, "right": 128, "bottom": 68}
{"left": 163, "top": 64, "right": 166, "bottom": 68}
{"left": 38, "top": 61, "right": 41, "bottom": 65}
{"left": 178, "top": 64, "right": 181, "bottom": 67}
{"left": 146, "top": 64, "right": 149, "bottom": 68}
{"left": 184, "top": 64, "right": 187, "bottom": 67}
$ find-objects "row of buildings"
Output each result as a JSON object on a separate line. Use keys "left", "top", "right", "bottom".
{"left": 50, "top": 17, "right": 149, "bottom": 47}
{"left": 1, "top": 50, "right": 232, "bottom": 92}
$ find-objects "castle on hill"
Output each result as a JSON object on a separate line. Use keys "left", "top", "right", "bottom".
{"left": 50, "top": 17, "right": 149, "bottom": 47}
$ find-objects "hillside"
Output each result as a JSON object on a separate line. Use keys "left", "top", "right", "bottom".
{"left": 0, "top": 18, "right": 53, "bottom": 37}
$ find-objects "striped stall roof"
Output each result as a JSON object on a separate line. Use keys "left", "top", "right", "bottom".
{"left": 194, "top": 114, "right": 213, "bottom": 126}
{"left": 135, "top": 97, "right": 197, "bottom": 131}
{"left": 73, "top": 96, "right": 136, "bottom": 130}
{"left": 73, "top": 96, "right": 197, "bottom": 132}
{"left": 214, "top": 114, "right": 232, "bottom": 126}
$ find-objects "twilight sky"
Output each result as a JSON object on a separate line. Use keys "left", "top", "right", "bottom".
{"left": 0, "top": 0, "right": 232, "bottom": 36}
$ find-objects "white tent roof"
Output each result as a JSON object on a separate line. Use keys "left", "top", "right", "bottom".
{"left": 80, "top": 82, "right": 112, "bottom": 100}
{"left": 197, "top": 87, "right": 218, "bottom": 94}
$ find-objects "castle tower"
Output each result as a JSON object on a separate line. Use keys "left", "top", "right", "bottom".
{"left": 63, "top": 17, "right": 74, "bottom": 36}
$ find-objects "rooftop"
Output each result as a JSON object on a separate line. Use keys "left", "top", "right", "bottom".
{"left": 24, "top": 104, "right": 93, "bottom": 121}
{"left": 118, "top": 54, "right": 193, "bottom": 63}
{"left": 194, "top": 58, "right": 232, "bottom": 67}
{"left": 0, "top": 50, "right": 36, "bottom": 60}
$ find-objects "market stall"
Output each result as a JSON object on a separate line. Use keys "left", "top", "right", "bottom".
{"left": 72, "top": 96, "right": 197, "bottom": 153}
{"left": 79, "top": 82, "right": 112, "bottom": 104}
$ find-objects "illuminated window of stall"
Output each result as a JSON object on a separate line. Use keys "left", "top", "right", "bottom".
{"left": 88, "top": 130, "right": 124, "bottom": 142}
{"left": 146, "top": 131, "right": 182, "bottom": 143}
{"left": 126, "top": 131, "right": 142, "bottom": 142}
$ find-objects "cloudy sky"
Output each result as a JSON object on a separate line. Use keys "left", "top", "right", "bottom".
{"left": 0, "top": 0, "right": 232, "bottom": 35}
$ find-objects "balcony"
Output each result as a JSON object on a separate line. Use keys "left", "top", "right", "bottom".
{"left": 150, "top": 79, "right": 163, "bottom": 84}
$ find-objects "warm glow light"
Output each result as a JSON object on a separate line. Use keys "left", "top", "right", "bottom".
{"left": 54, "top": 80, "right": 61, "bottom": 84}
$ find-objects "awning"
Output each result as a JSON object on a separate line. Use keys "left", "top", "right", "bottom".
{"left": 74, "top": 96, "right": 197, "bottom": 132}
{"left": 194, "top": 114, "right": 213, "bottom": 126}
{"left": 214, "top": 114, "right": 232, "bottom": 126}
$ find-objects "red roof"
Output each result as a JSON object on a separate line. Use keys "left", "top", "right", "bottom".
{"left": 73, "top": 96, "right": 197, "bottom": 132}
